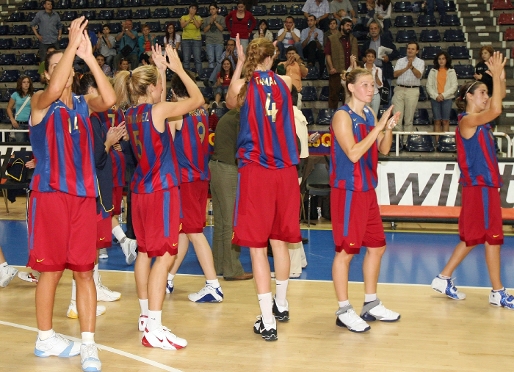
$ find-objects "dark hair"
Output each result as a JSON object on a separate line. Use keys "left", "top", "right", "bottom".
{"left": 407, "top": 42, "right": 420, "bottom": 51}
{"left": 209, "top": 2, "right": 218, "bottom": 9}
{"left": 478, "top": 45, "right": 494, "bottom": 62}
{"left": 72, "top": 72, "right": 98, "bottom": 96}
{"left": 285, "top": 16, "right": 294, "bottom": 23}
{"left": 139, "top": 53, "right": 150, "bottom": 64}
{"left": 455, "top": 80, "right": 485, "bottom": 111}
{"left": 165, "top": 22, "right": 176, "bottom": 45}
{"left": 291, "top": 85, "right": 298, "bottom": 106}
{"left": 307, "top": 14, "right": 317, "bottom": 21}
{"left": 286, "top": 46, "right": 296, "bottom": 53}
{"left": 433, "top": 51, "right": 452, "bottom": 70}
{"left": 220, "top": 58, "right": 234, "bottom": 79}
{"left": 377, "top": 0, "right": 391, "bottom": 9}
{"left": 118, "top": 57, "right": 129, "bottom": 69}
{"left": 101, "top": 24, "right": 110, "bottom": 30}
{"left": 44, "top": 49, "right": 62, "bottom": 72}
{"left": 189, "top": 3, "right": 198, "bottom": 10}
{"left": 170, "top": 69, "right": 195, "bottom": 98}
{"left": 364, "top": 49, "right": 376, "bottom": 58}
{"left": 341, "top": 18, "right": 353, "bottom": 28}
{"left": 258, "top": 19, "right": 269, "bottom": 32}
{"left": 368, "top": 20, "right": 382, "bottom": 32}
{"left": 16, "top": 75, "right": 34, "bottom": 97}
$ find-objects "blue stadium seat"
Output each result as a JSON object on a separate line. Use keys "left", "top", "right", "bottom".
{"left": 146, "top": 22, "right": 161, "bottom": 33}
{"left": 423, "top": 64, "right": 434, "bottom": 78}
{"left": 88, "top": 23, "right": 102, "bottom": 33}
{"left": 411, "top": 1, "right": 424, "bottom": 12}
{"left": 421, "top": 45, "right": 441, "bottom": 60}
{"left": 268, "top": 18, "right": 282, "bottom": 30}
{"left": 213, "top": 107, "right": 229, "bottom": 119}
{"left": 418, "top": 86, "right": 427, "bottom": 102}
{"left": 443, "top": 29, "right": 465, "bottom": 42}
{"left": 453, "top": 64, "right": 474, "bottom": 79}
{"left": 0, "top": 25, "right": 10, "bottom": 35}
{"left": 26, "top": 11, "right": 38, "bottom": 21}
{"left": 419, "top": 29, "right": 440, "bottom": 42}
{"left": 23, "top": 69, "right": 40, "bottom": 83}
{"left": 390, "top": 134, "right": 403, "bottom": 152}
{"left": 0, "top": 54, "right": 16, "bottom": 65}
{"left": 448, "top": 45, "right": 470, "bottom": 59}
{"left": 59, "top": 37, "right": 69, "bottom": 48}
{"left": 393, "top": 1, "right": 413, "bottom": 12}
{"left": 357, "top": 2, "right": 368, "bottom": 14}
{"left": 198, "top": 68, "right": 213, "bottom": 80}
{"left": 289, "top": 4, "right": 303, "bottom": 15}
{"left": 269, "top": 4, "right": 287, "bottom": 15}
{"left": 396, "top": 29, "right": 417, "bottom": 43}
{"left": 144, "top": 0, "right": 159, "bottom": 5}
{"left": 14, "top": 37, "right": 33, "bottom": 49}
{"left": 153, "top": 7, "right": 170, "bottom": 18}
{"left": 61, "top": 11, "right": 78, "bottom": 21}
{"left": 0, "top": 38, "right": 14, "bottom": 49}
{"left": 165, "top": 68, "right": 174, "bottom": 81}
{"left": 171, "top": 7, "right": 188, "bottom": 18}
{"left": 445, "top": 0, "right": 456, "bottom": 12}
{"left": 318, "top": 86, "right": 329, "bottom": 101}
{"left": 437, "top": 135, "right": 456, "bottom": 152}
{"left": 317, "top": 108, "right": 335, "bottom": 125}
{"left": 131, "top": 21, "right": 141, "bottom": 32}
{"left": 301, "top": 108, "right": 314, "bottom": 125}
{"left": 108, "top": 0, "right": 122, "bottom": 7}
{"left": 71, "top": 0, "right": 89, "bottom": 8}
{"left": 417, "top": 15, "right": 437, "bottom": 27}
{"left": 17, "top": 53, "right": 38, "bottom": 65}
{"left": 133, "top": 9, "right": 150, "bottom": 19}
{"left": 251, "top": 5, "right": 267, "bottom": 16}
{"left": 97, "top": 9, "right": 114, "bottom": 20}
{"left": 449, "top": 109, "right": 458, "bottom": 125}
{"left": 55, "top": 0, "right": 71, "bottom": 8}
{"left": 159, "top": 0, "right": 177, "bottom": 5}
{"left": 405, "top": 134, "right": 435, "bottom": 152}
{"left": 20, "top": 1, "right": 38, "bottom": 10}
{"left": 440, "top": 14, "right": 460, "bottom": 26}
{"left": 217, "top": 6, "right": 228, "bottom": 16}
{"left": 81, "top": 10, "right": 96, "bottom": 20}
{"left": 394, "top": 15, "right": 414, "bottom": 27}
{"left": 0, "top": 69, "right": 20, "bottom": 82}
{"left": 295, "top": 18, "right": 307, "bottom": 30}
{"left": 301, "top": 86, "right": 317, "bottom": 101}
{"left": 197, "top": 6, "right": 209, "bottom": 17}
{"left": 92, "top": 0, "right": 106, "bottom": 7}
{"left": 304, "top": 66, "right": 320, "bottom": 80}
{"left": 114, "top": 9, "right": 132, "bottom": 20}
{"left": 10, "top": 25, "right": 28, "bottom": 35}
{"left": 398, "top": 47, "right": 407, "bottom": 58}
{"left": 413, "top": 109, "right": 430, "bottom": 125}
{"left": 7, "top": 12, "right": 25, "bottom": 22}
{"left": 200, "top": 86, "right": 214, "bottom": 101}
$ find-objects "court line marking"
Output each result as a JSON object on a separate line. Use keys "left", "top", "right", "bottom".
{"left": 0, "top": 320, "right": 183, "bottom": 372}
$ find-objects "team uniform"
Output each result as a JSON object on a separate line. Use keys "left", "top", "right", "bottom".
{"left": 330, "top": 105, "right": 386, "bottom": 254}
{"left": 175, "top": 107, "right": 210, "bottom": 233}
{"left": 233, "top": 70, "right": 301, "bottom": 248}
{"left": 456, "top": 114, "right": 503, "bottom": 246}
{"left": 28, "top": 96, "right": 98, "bottom": 272}
{"left": 125, "top": 104, "right": 181, "bottom": 257}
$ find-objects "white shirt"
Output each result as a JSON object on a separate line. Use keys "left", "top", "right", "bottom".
{"left": 277, "top": 28, "right": 301, "bottom": 46}
{"left": 394, "top": 56, "right": 424, "bottom": 86}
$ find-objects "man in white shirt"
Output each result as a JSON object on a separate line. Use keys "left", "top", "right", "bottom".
{"left": 300, "top": 15, "right": 325, "bottom": 78}
{"left": 392, "top": 42, "right": 425, "bottom": 140}
{"left": 302, "top": 0, "right": 330, "bottom": 31}
{"left": 276, "top": 16, "right": 303, "bottom": 60}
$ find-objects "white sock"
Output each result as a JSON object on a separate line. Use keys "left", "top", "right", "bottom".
{"left": 364, "top": 294, "right": 377, "bottom": 303}
{"left": 112, "top": 225, "right": 126, "bottom": 242}
{"left": 492, "top": 287, "right": 505, "bottom": 292}
{"left": 139, "top": 299, "right": 149, "bottom": 316}
{"left": 257, "top": 292, "right": 274, "bottom": 325}
{"left": 81, "top": 331, "right": 95, "bottom": 345}
{"left": 93, "top": 264, "right": 100, "bottom": 286}
{"left": 275, "top": 279, "right": 289, "bottom": 308}
{"left": 439, "top": 274, "right": 451, "bottom": 279}
{"left": 38, "top": 329, "right": 55, "bottom": 341}
{"left": 338, "top": 300, "right": 350, "bottom": 308}
{"left": 167, "top": 273, "right": 175, "bottom": 282}
{"left": 147, "top": 310, "right": 162, "bottom": 332}
{"left": 71, "top": 279, "right": 77, "bottom": 302}
{"left": 206, "top": 279, "right": 220, "bottom": 288}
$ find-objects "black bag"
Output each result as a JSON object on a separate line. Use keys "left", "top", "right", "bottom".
{"left": 379, "top": 80, "right": 390, "bottom": 105}
{"left": 5, "top": 151, "right": 33, "bottom": 183}
{"left": 120, "top": 44, "right": 134, "bottom": 57}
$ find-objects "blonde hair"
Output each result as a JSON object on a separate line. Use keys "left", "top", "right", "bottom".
{"left": 345, "top": 67, "right": 372, "bottom": 94}
{"left": 113, "top": 65, "right": 160, "bottom": 109}
{"left": 236, "top": 38, "right": 275, "bottom": 106}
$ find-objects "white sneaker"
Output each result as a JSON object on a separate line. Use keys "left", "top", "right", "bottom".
{"left": 81, "top": 343, "right": 101, "bottom": 372}
{"left": 142, "top": 326, "right": 187, "bottom": 350}
{"left": 138, "top": 314, "right": 148, "bottom": 332}
{"left": 98, "top": 248, "right": 108, "bottom": 259}
{"left": 34, "top": 333, "right": 80, "bottom": 358}
{"left": 96, "top": 283, "right": 121, "bottom": 302}
{"left": 336, "top": 305, "right": 370, "bottom": 333}
{"left": 0, "top": 265, "right": 18, "bottom": 287}
{"left": 489, "top": 288, "right": 514, "bottom": 310}
{"left": 188, "top": 284, "right": 224, "bottom": 303}
{"left": 121, "top": 237, "right": 137, "bottom": 265}
{"left": 360, "top": 299, "right": 401, "bottom": 322}
{"left": 18, "top": 271, "right": 39, "bottom": 283}
{"left": 431, "top": 275, "right": 466, "bottom": 300}
{"left": 165, "top": 279, "right": 174, "bottom": 294}
{"left": 67, "top": 301, "right": 106, "bottom": 319}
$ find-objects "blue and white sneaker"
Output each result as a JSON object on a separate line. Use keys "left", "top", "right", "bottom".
{"left": 188, "top": 284, "right": 224, "bottom": 303}
{"left": 489, "top": 288, "right": 514, "bottom": 310}
{"left": 34, "top": 333, "right": 80, "bottom": 358}
{"left": 165, "top": 279, "right": 174, "bottom": 294}
{"left": 81, "top": 343, "right": 101, "bottom": 371}
{"left": 431, "top": 275, "right": 466, "bottom": 300}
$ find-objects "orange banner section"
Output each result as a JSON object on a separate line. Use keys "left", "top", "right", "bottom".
{"left": 380, "top": 205, "right": 514, "bottom": 221}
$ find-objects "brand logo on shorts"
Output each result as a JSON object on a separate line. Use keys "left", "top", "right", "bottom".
{"left": 36, "top": 258, "right": 45, "bottom": 263}
{"left": 99, "top": 237, "right": 105, "bottom": 241}
{"left": 349, "top": 243, "right": 355, "bottom": 246}
{"left": 493, "top": 234, "right": 500, "bottom": 238}
{"left": 173, "top": 243, "right": 178, "bottom": 247}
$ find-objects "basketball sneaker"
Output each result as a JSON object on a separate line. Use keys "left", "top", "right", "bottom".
{"left": 489, "top": 288, "right": 514, "bottom": 310}
{"left": 141, "top": 326, "right": 187, "bottom": 350}
{"left": 138, "top": 314, "right": 148, "bottom": 332}
{"left": 360, "top": 299, "right": 401, "bottom": 322}
{"left": 120, "top": 237, "right": 137, "bottom": 265}
{"left": 165, "top": 279, "right": 174, "bottom": 294}
{"left": 272, "top": 298, "right": 290, "bottom": 322}
{"left": 431, "top": 275, "right": 466, "bottom": 300}
{"left": 98, "top": 248, "right": 108, "bottom": 259}
{"left": 81, "top": 343, "right": 101, "bottom": 372}
{"left": 335, "top": 304, "right": 370, "bottom": 333}
{"left": 34, "top": 333, "right": 80, "bottom": 358}
{"left": 18, "top": 271, "right": 39, "bottom": 283}
{"left": 0, "top": 265, "right": 18, "bottom": 287}
{"left": 67, "top": 301, "right": 106, "bottom": 319}
{"left": 253, "top": 316, "right": 277, "bottom": 341}
{"left": 188, "top": 284, "right": 224, "bottom": 303}
{"left": 96, "top": 282, "right": 121, "bottom": 302}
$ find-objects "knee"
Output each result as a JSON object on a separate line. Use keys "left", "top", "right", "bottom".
{"left": 367, "top": 246, "right": 386, "bottom": 257}
{"left": 74, "top": 270, "right": 94, "bottom": 282}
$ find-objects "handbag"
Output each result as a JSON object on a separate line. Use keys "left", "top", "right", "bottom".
{"left": 120, "top": 43, "right": 134, "bottom": 57}
{"left": 5, "top": 151, "right": 33, "bottom": 183}
{"left": 379, "top": 80, "right": 390, "bottom": 105}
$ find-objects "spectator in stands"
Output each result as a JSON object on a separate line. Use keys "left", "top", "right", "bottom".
{"left": 375, "top": 0, "right": 392, "bottom": 32}
{"left": 115, "top": 57, "right": 130, "bottom": 75}
{"left": 330, "top": 0, "right": 356, "bottom": 25}
{"left": 300, "top": 15, "right": 325, "bottom": 79}
{"left": 0, "top": 245, "right": 18, "bottom": 287}
{"left": 95, "top": 24, "right": 116, "bottom": 69}
{"left": 7, "top": 75, "right": 33, "bottom": 143}
{"left": 392, "top": 42, "right": 425, "bottom": 141}
{"left": 96, "top": 54, "right": 113, "bottom": 78}
{"left": 114, "top": 19, "right": 139, "bottom": 70}
{"left": 324, "top": 18, "right": 339, "bottom": 45}
{"left": 348, "top": 49, "right": 383, "bottom": 114}
{"left": 277, "top": 46, "right": 308, "bottom": 108}
{"left": 225, "top": 1, "right": 256, "bottom": 52}
{"left": 426, "top": 51, "right": 458, "bottom": 138}
{"left": 180, "top": 4, "right": 204, "bottom": 78}
{"left": 205, "top": 39, "right": 238, "bottom": 87}
{"left": 276, "top": 16, "right": 303, "bottom": 61}
{"left": 254, "top": 20, "right": 274, "bottom": 42}
{"left": 325, "top": 18, "right": 358, "bottom": 109}
{"left": 426, "top": 0, "right": 446, "bottom": 20}
{"left": 302, "top": 0, "right": 331, "bottom": 31}
{"left": 360, "top": 20, "right": 398, "bottom": 103}
{"left": 38, "top": 46, "right": 56, "bottom": 85}
{"left": 211, "top": 58, "right": 234, "bottom": 109}
{"left": 163, "top": 22, "right": 182, "bottom": 60}
{"left": 31, "top": 0, "right": 62, "bottom": 62}
{"left": 203, "top": 3, "right": 226, "bottom": 69}
{"left": 138, "top": 24, "right": 155, "bottom": 59}
{"left": 474, "top": 46, "right": 494, "bottom": 96}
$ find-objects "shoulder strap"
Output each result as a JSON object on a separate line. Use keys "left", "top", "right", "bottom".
{"left": 15, "top": 96, "right": 31, "bottom": 120}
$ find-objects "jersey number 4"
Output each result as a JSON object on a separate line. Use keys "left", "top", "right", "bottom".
{"left": 265, "top": 93, "right": 277, "bottom": 124}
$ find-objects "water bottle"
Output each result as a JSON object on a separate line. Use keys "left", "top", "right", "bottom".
{"left": 207, "top": 199, "right": 214, "bottom": 226}
{"left": 119, "top": 198, "right": 126, "bottom": 224}
{"left": 317, "top": 206, "right": 322, "bottom": 220}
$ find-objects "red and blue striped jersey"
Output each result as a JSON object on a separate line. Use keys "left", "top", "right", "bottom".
{"left": 90, "top": 108, "right": 127, "bottom": 187}
{"left": 456, "top": 113, "right": 502, "bottom": 187}
{"left": 174, "top": 106, "right": 210, "bottom": 183}
{"left": 237, "top": 70, "right": 299, "bottom": 169}
{"left": 30, "top": 95, "right": 98, "bottom": 197}
{"left": 330, "top": 105, "right": 378, "bottom": 191}
{"left": 125, "top": 104, "right": 180, "bottom": 194}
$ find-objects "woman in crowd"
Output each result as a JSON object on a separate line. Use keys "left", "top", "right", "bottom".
{"left": 7, "top": 75, "right": 33, "bottom": 142}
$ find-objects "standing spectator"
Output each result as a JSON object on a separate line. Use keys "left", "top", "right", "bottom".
{"left": 95, "top": 24, "right": 116, "bottom": 69}
{"left": 375, "top": 0, "right": 392, "bottom": 32}
{"left": 180, "top": 3, "right": 203, "bottom": 77}
{"left": 225, "top": 1, "right": 256, "bottom": 52}
{"left": 277, "top": 47, "right": 308, "bottom": 108}
{"left": 163, "top": 22, "right": 182, "bottom": 60}
{"left": 205, "top": 39, "right": 238, "bottom": 87}
{"left": 276, "top": 16, "right": 303, "bottom": 61}
{"left": 348, "top": 49, "right": 383, "bottom": 114}
{"left": 114, "top": 19, "right": 139, "bottom": 70}
{"left": 38, "top": 46, "right": 56, "bottom": 85}
{"left": 302, "top": 0, "right": 330, "bottom": 32}
{"left": 324, "top": 18, "right": 340, "bottom": 45}
{"left": 392, "top": 42, "right": 424, "bottom": 141}
{"left": 96, "top": 54, "right": 113, "bottom": 77}
{"left": 138, "top": 24, "right": 155, "bottom": 59}
{"left": 325, "top": 18, "right": 358, "bottom": 109}
{"left": 474, "top": 46, "right": 494, "bottom": 96}
{"left": 31, "top": 0, "right": 62, "bottom": 62}
{"left": 7, "top": 75, "right": 33, "bottom": 143}
{"left": 426, "top": 51, "right": 458, "bottom": 138}
{"left": 254, "top": 20, "right": 273, "bottom": 42}
{"left": 203, "top": 3, "right": 226, "bottom": 69}
{"left": 300, "top": 15, "right": 325, "bottom": 79}
{"left": 330, "top": 0, "right": 356, "bottom": 25}
{"left": 426, "top": 0, "right": 446, "bottom": 20}
{"left": 212, "top": 58, "right": 234, "bottom": 108}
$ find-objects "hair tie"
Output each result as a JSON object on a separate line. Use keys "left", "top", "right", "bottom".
{"left": 464, "top": 80, "right": 478, "bottom": 99}
{"left": 129, "top": 70, "right": 132, "bottom": 78}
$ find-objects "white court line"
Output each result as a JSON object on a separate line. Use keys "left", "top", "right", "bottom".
{"left": 0, "top": 320, "right": 183, "bottom": 372}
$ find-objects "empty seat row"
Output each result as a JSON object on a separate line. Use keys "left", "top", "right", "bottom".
{"left": 0, "top": 54, "right": 39, "bottom": 66}
{"left": 395, "top": 28, "right": 465, "bottom": 43}
{"left": 394, "top": 14, "right": 461, "bottom": 27}
{"left": 396, "top": 45, "right": 470, "bottom": 60}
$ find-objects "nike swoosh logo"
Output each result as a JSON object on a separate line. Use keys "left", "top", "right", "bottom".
{"left": 36, "top": 258, "right": 44, "bottom": 263}
{"left": 349, "top": 243, "right": 355, "bottom": 246}
{"left": 493, "top": 234, "right": 500, "bottom": 238}
{"left": 156, "top": 337, "right": 163, "bottom": 342}
{"left": 173, "top": 243, "right": 178, "bottom": 247}
{"left": 99, "top": 237, "right": 105, "bottom": 241}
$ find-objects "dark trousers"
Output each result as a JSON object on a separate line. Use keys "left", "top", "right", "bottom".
{"left": 302, "top": 41, "right": 325, "bottom": 77}
{"left": 328, "top": 73, "right": 344, "bottom": 109}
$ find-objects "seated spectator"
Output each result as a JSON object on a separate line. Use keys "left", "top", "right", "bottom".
{"left": 96, "top": 54, "right": 113, "bottom": 78}
{"left": 253, "top": 20, "right": 273, "bottom": 42}
{"left": 139, "top": 52, "right": 155, "bottom": 66}
{"left": 115, "top": 57, "right": 130, "bottom": 75}
{"left": 163, "top": 22, "right": 182, "bottom": 60}
{"left": 300, "top": 14, "right": 325, "bottom": 79}
{"left": 95, "top": 24, "right": 117, "bottom": 69}
{"left": 375, "top": 0, "right": 392, "bottom": 32}
{"left": 277, "top": 47, "right": 308, "bottom": 109}
{"left": 211, "top": 58, "right": 233, "bottom": 109}
{"left": 330, "top": 0, "right": 356, "bottom": 25}
{"left": 276, "top": 16, "right": 303, "bottom": 61}
{"left": 138, "top": 24, "right": 155, "bottom": 58}
{"left": 225, "top": 1, "right": 256, "bottom": 52}
{"left": 303, "top": 0, "right": 331, "bottom": 31}
{"left": 114, "top": 19, "right": 139, "bottom": 70}
{"left": 205, "top": 39, "right": 238, "bottom": 87}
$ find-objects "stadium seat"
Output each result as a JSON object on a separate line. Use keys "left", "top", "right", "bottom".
{"left": 295, "top": 18, "right": 307, "bottom": 30}
{"left": 23, "top": 69, "right": 40, "bottom": 83}
{"left": 59, "top": 37, "right": 69, "bottom": 48}
{"left": 198, "top": 68, "right": 213, "bottom": 80}
{"left": 97, "top": 9, "right": 114, "bottom": 20}
{"left": 0, "top": 25, "right": 10, "bottom": 35}
{"left": 304, "top": 66, "right": 320, "bottom": 80}
{"left": 449, "top": 109, "right": 458, "bottom": 126}
{"left": 413, "top": 109, "right": 430, "bottom": 125}
{"left": 144, "top": 22, "right": 160, "bottom": 33}
{"left": 505, "top": 27, "right": 514, "bottom": 40}
{"left": 268, "top": 18, "right": 282, "bottom": 30}
{"left": 110, "top": 23, "right": 122, "bottom": 33}
{"left": 61, "top": 10, "right": 78, "bottom": 21}
{"left": 71, "top": 0, "right": 89, "bottom": 8}
{"left": 394, "top": 15, "right": 414, "bottom": 28}
{"left": 411, "top": 1, "right": 424, "bottom": 12}
{"left": 88, "top": 23, "right": 102, "bottom": 33}
{"left": 418, "top": 86, "right": 427, "bottom": 102}
{"left": 393, "top": 1, "right": 412, "bottom": 12}
{"left": 444, "top": 0, "right": 456, "bottom": 12}
{"left": 320, "top": 67, "right": 329, "bottom": 80}
{"left": 419, "top": 29, "right": 440, "bottom": 42}
{"left": 0, "top": 54, "right": 16, "bottom": 65}
{"left": 396, "top": 29, "right": 417, "bottom": 43}
{"left": 405, "top": 134, "right": 435, "bottom": 152}
{"left": 172, "top": 7, "right": 188, "bottom": 18}
{"left": 499, "top": 13, "right": 514, "bottom": 25}
{"left": 153, "top": 7, "right": 170, "bottom": 18}
{"left": 197, "top": 6, "right": 209, "bottom": 17}
{"left": 269, "top": 4, "right": 287, "bottom": 15}
{"left": 20, "top": 1, "right": 38, "bottom": 9}
{"left": 92, "top": 0, "right": 106, "bottom": 7}
{"left": 423, "top": 65, "right": 434, "bottom": 79}
{"left": 199, "top": 86, "right": 214, "bottom": 101}
{"left": 289, "top": 4, "right": 304, "bottom": 15}
{"left": 417, "top": 15, "right": 437, "bottom": 27}
{"left": 108, "top": 0, "right": 122, "bottom": 6}
{"left": 55, "top": 0, "right": 71, "bottom": 8}
{"left": 251, "top": 5, "right": 267, "bottom": 16}
{"left": 17, "top": 53, "right": 38, "bottom": 65}
{"left": 7, "top": 12, "right": 25, "bottom": 22}
{"left": 301, "top": 108, "right": 314, "bottom": 125}
{"left": 159, "top": 0, "right": 177, "bottom": 5}
{"left": 443, "top": 29, "right": 465, "bottom": 42}
{"left": 81, "top": 10, "right": 96, "bottom": 19}
{"left": 0, "top": 70, "right": 20, "bottom": 82}
{"left": 448, "top": 45, "right": 470, "bottom": 59}
{"left": 390, "top": 134, "right": 403, "bottom": 152}
{"left": 453, "top": 64, "right": 474, "bottom": 79}
{"left": 397, "top": 47, "right": 407, "bottom": 58}
{"left": 132, "top": 21, "right": 141, "bottom": 32}
{"left": 437, "top": 135, "right": 456, "bottom": 152}
{"left": 213, "top": 107, "right": 229, "bottom": 119}
{"left": 440, "top": 14, "right": 460, "bottom": 26}
{"left": 0, "top": 38, "right": 14, "bottom": 49}
{"left": 144, "top": 0, "right": 159, "bottom": 5}
{"left": 357, "top": 2, "right": 367, "bottom": 14}
{"left": 318, "top": 86, "right": 329, "bottom": 101}
{"left": 421, "top": 45, "right": 441, "bottom": 60}
{"left": 133, "top": 9, "right": 150, "bottom": 19}
{"left": 14, "top": 37, "right": 33, "bottom": 49}
{"left": 317, "top": 108, "right": 335, "bottom": 125}
{"left": 115, "top": 9, "right": 133, "bottom": 20}
{"left": 301, "top": 86, "right": 317, "bottom": 101}
{"left": 217, "top": 6, "right": 228, "bottom": 16}
{"left": 0, "top": 89, "right": 10, "bottom": 102}
{"left": 492, "top": 0, "right": 513, "bottom": 10}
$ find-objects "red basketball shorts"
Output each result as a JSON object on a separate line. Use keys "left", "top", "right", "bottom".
{"left": 179, "top": 180, "right": 208, "bottom": 234}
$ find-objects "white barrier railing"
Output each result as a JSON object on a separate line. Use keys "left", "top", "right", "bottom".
{"left": 0, "top": 128, "right": 29, "bottom": 143}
